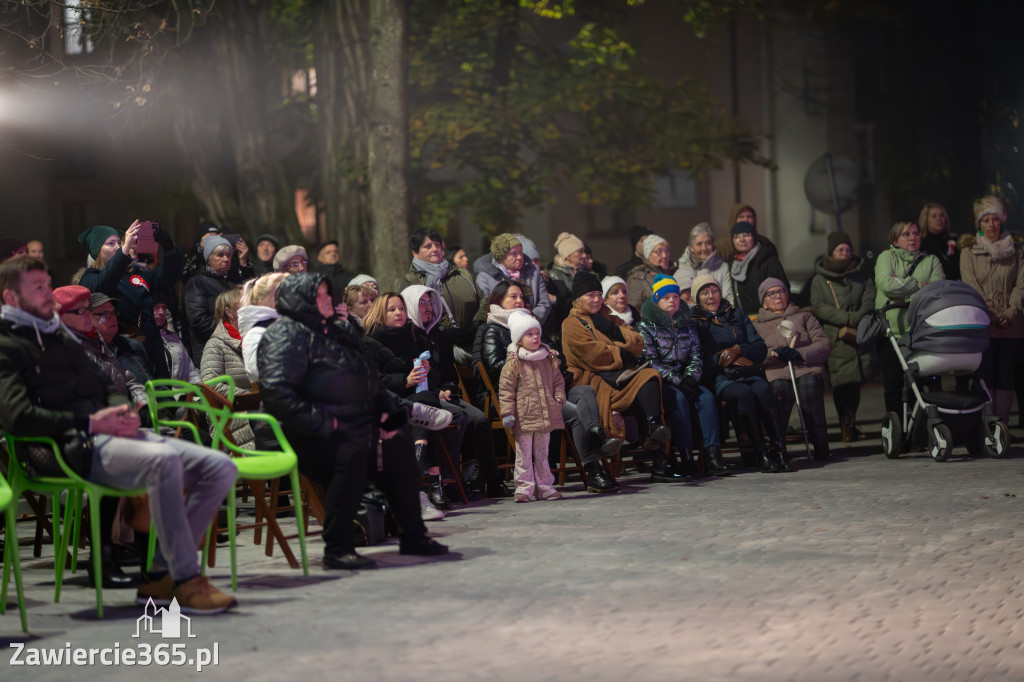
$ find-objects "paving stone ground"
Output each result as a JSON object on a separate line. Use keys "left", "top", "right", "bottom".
{"left": 3, "top": 384, "right": 1024, "bottom": 681}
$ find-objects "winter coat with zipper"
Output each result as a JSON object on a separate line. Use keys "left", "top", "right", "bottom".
{"left": 809, "top": 255, "right": 877, "bottom": 387}
{"left": 729, "top": 237, "right": 789, "bottom": 314}
{"left": 636, "top": 297, "right": 702, "bottom": 388}
{"left": 79, "top": 246, "right": 184, "bottom": 378}
{"left": 498, "top": 345, "right": 566, "bottom": 434}
{"left": 560, "top": 301, "right": 661, "bottom": 440}
{"left": 401, "top": 261, "right": 487, "bottom": 349}
{"left": 0, "top": 315, "right": 129, "bottom": 474}
{"left": 690, "top": 300, "right": 768, "bottom": 392}
{"left": 873, "top": 246, "right": 944, "bottom": 337}
{"left": 753, "top": 303, "right": 832, "bottom": 385}
{"left": 257, "top": 273, "right": 391, "bottom": 446}
{"left": 201, "top": 322, "right": 253, "bottom": 397}
{"left": 958, "top": 233, "right": 1024, "bottom": 339}
{"left": 625, "top": 260, "right": 674, "bottom": 309}
{"left": 183, "top": 268, "right": 235, "bottom": 362}
{"left": 472, "top": 253, "right": 551, "bottom": 323}
{"left": 673, "top": 247, "right": 736, "bottom": 307}
{"left": 473, "top": 317, "right": 573, "bottom": 396}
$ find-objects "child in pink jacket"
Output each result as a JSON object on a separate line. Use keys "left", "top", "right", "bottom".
{"left": 498, "top": 311, "right": 566, "bottom": 502}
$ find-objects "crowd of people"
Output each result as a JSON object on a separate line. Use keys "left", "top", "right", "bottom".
{"left": 1, "top": 194, "right": 1020, "bottom": 617}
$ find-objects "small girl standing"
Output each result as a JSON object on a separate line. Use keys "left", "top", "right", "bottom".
{"left": 499, "top": 311, "right": 566, "bottom": 502}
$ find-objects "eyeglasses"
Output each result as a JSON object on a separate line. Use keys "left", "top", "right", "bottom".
{"left": 91, "top": 311, "right": 115, "bottom": 323}
{"left": 285, "top": 259, "right": 308, "bottom": 271}
{"left": 764, "top": 289, "right": 787, "bottom": 299}
{"left": 64, "top": 308, "right": 90, "bottom": 316}
{"left": 419, "top": 300, "right": 433, "bottom": 308}
{"left": 698, "top": 287, "right": 720, "bottom": 298}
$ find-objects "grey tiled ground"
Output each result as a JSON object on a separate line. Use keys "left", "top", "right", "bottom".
{"left": 3, "top": 385, "right": 1024, "bottom": 681}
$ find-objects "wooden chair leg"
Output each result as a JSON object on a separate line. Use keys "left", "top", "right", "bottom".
{"left": 246, "top": 480, "right": 298, "bottom": 569}
{"left": 437, "top": 431, "right": 468, "bottom": 504}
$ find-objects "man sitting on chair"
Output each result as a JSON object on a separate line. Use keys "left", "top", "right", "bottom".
{"left": 0, "top": 255, "right": 239, "bottom": 615}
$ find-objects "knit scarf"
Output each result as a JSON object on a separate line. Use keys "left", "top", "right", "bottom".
{"left": 224, "top": 321, "right": 242, "bottom": 341}
{"left": 413, "top": 257, "right": 450, "bottom": 292}
{"left": 1, "top": 304, "right": 61, "bottom": 335}
{"left": 730, "top": 243, "right": 760, "bottom": 283}
{"left": 486, "top": 304, "right": 519, "bottom": 328}
{"left": 977, "top": 234, "right": 1017, "bottom": 260}
{"left": 495, "top": 261, "right": 521, "bottom": 281}
{"left": 821, "top": 256, "right": 856, "bottom": 274}
{"left": 515, "top": 345, "right": 551, "bottom": 361}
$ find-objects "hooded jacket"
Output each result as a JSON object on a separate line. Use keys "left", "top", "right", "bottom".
{"left": 753, "top": 303, "right": 832, "bottom": 384}
{"left": 401, "top": 285, "right": 459, "bottom": 391}
{"left": 636, "top": 297, "right": 702, "bottom": 388}
{"left": 238, "top": 304, "right": 280, "bottom": 383}
{"left": 401, "top": 261, "right": 487, "bottom": 349}
{"left": 674, "top": 247, "right": 736, "bottom": 307}
{"left": 257, "top": 273, "right": 386, "bottom": 444}
{"left": 809, "top": 255, "right": 877, "bottom": 387}
{"left": 472, "top": 253, "right": 551, "bottom": 323}
{"left": 873, "top": 246, "right": 944, "bottom": 337}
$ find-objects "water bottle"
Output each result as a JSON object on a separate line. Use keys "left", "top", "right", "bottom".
{"left": 413, "top": 350, "right": 431, "bottom": 393}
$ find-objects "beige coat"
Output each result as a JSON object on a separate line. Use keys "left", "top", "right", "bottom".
{"left": 561, "top": 301, "right": 661, "bottom": 439}
{"left": 753, "top": 304, "right": 832, "bottom": 385}
{"left": 498, "top": 346, "right": 566, "bottom": 434}
{"left": 959, "top": 234, "right": 1024, "bottom": 339}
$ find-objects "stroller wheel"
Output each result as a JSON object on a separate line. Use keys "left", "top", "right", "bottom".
{"left": 881, "top": 412, "right": 903, "bottom": 459}
{"left": 929, "top": 423, "right": 953, "bottom": 462}
{"left": 985, "top": 420, "right": 1010, "bottom": 459}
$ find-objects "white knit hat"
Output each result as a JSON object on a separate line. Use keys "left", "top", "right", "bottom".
{"left": 554, "top": 232, "right": 585, "bottom": 260}
{"left": 508, "top": 310, "right": 541, "bottom": 348}
{"left": 601, "top": 275, "right": 627, "bottom": 299}
{"left": 349, "top": 274, "right": 378, "bottom": 288}
{"left": 642, "top": 234, "right": 668, "bottom": 260}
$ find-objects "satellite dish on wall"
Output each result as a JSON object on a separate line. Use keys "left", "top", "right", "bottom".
{"left": 803, "top": 153, "right": 859, "bottom": 230}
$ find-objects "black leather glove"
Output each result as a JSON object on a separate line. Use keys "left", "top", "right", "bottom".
{"left": 619, "top": 350, "right": 639, "bottom": 369}
{"left": 775, "top": 346, "right": 802, "bottom": 363}
{"left": 153, "top": 226, "right": 174, "bottom": 250}
{"left": 681, "top": 374, "right": 701, "bottom": 396}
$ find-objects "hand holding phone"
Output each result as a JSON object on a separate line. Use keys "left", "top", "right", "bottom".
{"left": 135, "top": 221, "right": 159, "bottom": 254}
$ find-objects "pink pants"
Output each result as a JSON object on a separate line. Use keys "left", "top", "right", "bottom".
{"left": 514, "top": 431, "right": 556, "bottom": 499}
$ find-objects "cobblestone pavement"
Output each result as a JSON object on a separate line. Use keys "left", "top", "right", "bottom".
{"left": 3, "top": 386, "right": 1024, "bottom": 681}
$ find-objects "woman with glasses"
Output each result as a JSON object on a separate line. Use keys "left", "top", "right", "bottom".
{"left": 691, "top": 274, "right": 792, "bottom": 473}
{"left": 753, "top": 278, "right": 832, "bottom": 462}
{"left": 274, "top": 245, "right": 309, "bottom": 273}
{"left": 183, "top": 235, "right": 237, "bottom": 363}
{"left": 625, "top": 234, "right": 674, "bottom": 308}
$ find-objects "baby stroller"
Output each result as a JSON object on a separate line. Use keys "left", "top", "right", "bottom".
{"left": 879, "top": 280, "right": 1009, "bottom": 461}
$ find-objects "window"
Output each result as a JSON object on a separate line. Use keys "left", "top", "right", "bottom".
{"left": 63, "top": 0, "right": 94, "bottom": 56}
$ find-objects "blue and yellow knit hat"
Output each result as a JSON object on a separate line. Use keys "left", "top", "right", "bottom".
{"left": 651, "top": 274, "right": 680, "bottom": 302}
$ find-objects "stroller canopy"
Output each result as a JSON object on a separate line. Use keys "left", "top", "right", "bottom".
{"left": 900, "top": 280, "right": 990, "bottom": 354}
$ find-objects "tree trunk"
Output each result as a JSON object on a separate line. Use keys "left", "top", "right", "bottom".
{"left": 367, "top": 0, "right": 410, "bottom": 283}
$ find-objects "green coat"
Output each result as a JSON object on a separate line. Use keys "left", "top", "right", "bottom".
{"left": 873, "top": 246, "right": 944, "bottom": 337}
{"left": 809, "top": 255, "right": 877, "bottom": 387}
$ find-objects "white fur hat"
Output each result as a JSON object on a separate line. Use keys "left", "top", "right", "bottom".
{"left": 508, "top": 310, "right": 541, "bottom": 348}
{"left": 974, "top": 195, "right": 1008, "bottom": 228}
{"left": 642, "top": 234, "right": 668, "bottom": 260}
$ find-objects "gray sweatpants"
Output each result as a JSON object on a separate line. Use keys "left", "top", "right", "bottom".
{"left": 89, "top": 430, "right": 237, "bottom": 581}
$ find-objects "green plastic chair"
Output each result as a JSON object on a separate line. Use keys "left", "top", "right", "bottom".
{"left": 145, "top": 376, "right": 309, "bottom": 590}
{"left": 0, "top": 473, "right": 28, "bottom": 632}
{"left": 3, "top": 432, "right": 148, "bottom": 619}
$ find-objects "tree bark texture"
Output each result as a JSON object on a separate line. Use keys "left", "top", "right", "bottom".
{"left": 367, "top": 0, "right": 411, "bottom": 282}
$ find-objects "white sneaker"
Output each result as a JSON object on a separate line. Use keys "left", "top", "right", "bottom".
{"left": 419, "top": 491, "right": 445, "bottom": 521}
{"left": 409, "top": 403, "right": 454, "bottom": 431}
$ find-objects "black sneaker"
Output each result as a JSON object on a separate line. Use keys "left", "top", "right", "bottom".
{"left": 323, "top": 552, "right": 377, "bottom": 570}
{"left": 399, "top": 537, "right": 450, "bottom": 556}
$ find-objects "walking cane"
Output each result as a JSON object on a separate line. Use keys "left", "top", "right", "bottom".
{"left": 779, "top": 321, "right": 813, "bottom": 459}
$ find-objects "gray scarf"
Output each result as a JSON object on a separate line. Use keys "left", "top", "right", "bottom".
{"left": 730, "top": 243, "right": 761, "bottom": 283}
{"left": 1, "top": 304, "right": 63, "bottom": 349}
{"left": 413, "top": 257, "right": 450, "bottom": 292}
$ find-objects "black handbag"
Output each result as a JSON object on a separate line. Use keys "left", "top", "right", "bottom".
{"left": 21, "top": 429, "right": 94, "bottom": 478}
{"left": 859, "top": 253, "right": 927, "bottom": 348}
{"left": 722, "top": 364, "right": 766, "bottom": 381}
{"left": 353, "top": 488, "right": 390, "bottom": 546}
{"left": 597, "top": 361, "right": 651, "bottom": 388}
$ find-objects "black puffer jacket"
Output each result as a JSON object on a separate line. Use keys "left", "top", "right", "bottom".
{"left": 368, "top": 322, "right": 453, "bottom": 393}
{"left": 257, "top": 273, "right": 386, "bottom": 443}
{"left": 183, "top": 268, "right": 235, "bottom": 362}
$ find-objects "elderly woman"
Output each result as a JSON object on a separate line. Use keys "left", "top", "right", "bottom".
{"left": 626, "top": 234, "right": 673, "bottom": 308}
{"left": 601, "top": 276, "right": 640, "bottom": 326}
{"left": 183, "top": 235, "right": 236, "bottom": 362}
{"left": 473, "top": 280, "right": 621, "bottom": 493}
{"left": 401, "top": 227, "right": 487, "bottom": 359}
{"left": 674, "top": 223, "right": 736, "bottom": 307}
{"left": 637, "top": 275, "right": 729, "bottom": 478}
{"left": 729, "top": 220, "right": 789, "bottom": 313}
{"left": 274, "top": 245, "right": 308, "bottom": 273}
{"left": 919, "top": 202, "right": 959, "bottom": 280}
{"left": 753, "top": 278, "right": 832, "bottom": 461}
{"left": 874, "top": 220, "right": 944, "bottom": 412}
{"left": 258, "top": 273, "right": 448, "bottom": 569}
{"left": 561, "top": 271, "right": 670, "bottom": 451}
{"left": 201, "top": 285, "right": 255, "bottom": 448}
{"left": 690, "top": 274, "right": 791, "bottom": 473}
{"left": 959, "top": 196, "right": 1024, "bottom": 424}
{"left": 809, "top": 232, "right": 876, "bottom": 442}
{"left": 77, "top": 222, "right": 184, "bottom": 378}
{"left": 474, "top": 233, "right": 551, "bottom": 323}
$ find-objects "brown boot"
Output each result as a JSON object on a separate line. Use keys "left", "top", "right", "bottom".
{"left": 841, "top": 417, "right": 855, "bottom": 443}
{"left": 174, "top": 575, "right": 237, "bottom": 615}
